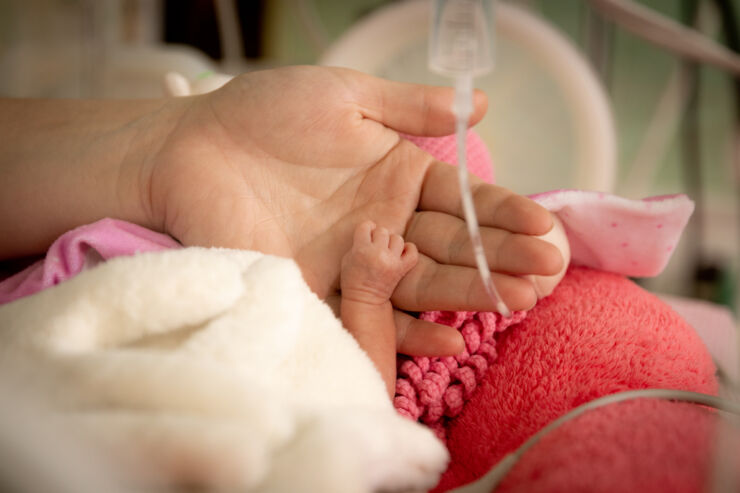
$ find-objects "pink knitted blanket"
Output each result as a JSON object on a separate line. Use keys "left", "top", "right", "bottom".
{"left": 394, "top": 310, "right": 527, "bottom": 441}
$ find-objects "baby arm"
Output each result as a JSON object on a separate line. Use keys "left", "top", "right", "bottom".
{"left": 340, "top": 221, "right": 418, "bottom": 399}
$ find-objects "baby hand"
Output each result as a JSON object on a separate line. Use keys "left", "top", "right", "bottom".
{"left": 341, "top": 221, "right": 418, "bottom": 305}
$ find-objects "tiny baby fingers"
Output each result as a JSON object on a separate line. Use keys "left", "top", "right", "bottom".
{"left": 354, "top": 220, "right": 375, "bottom": 245}
{"left": 388, "top": 234, "right": 405, "bottom": 256}
{"left": 371, "top": 226, "right": 390, "bottom": 247}
{"left": 400, "top": 243, "right": 418, "bottom": 274}
{"left": 418, "top": 162, "right": 552, "bottom": 235}
{"left": 401, "top": 242, "right": 418, "bottom": 260}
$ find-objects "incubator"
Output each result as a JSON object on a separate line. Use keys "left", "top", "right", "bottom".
{"left": 1, "top": 1, "right": 739, "bottom": 491}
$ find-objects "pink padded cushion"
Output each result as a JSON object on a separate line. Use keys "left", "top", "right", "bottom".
{"left": 404, "top": 131, "right": 495, "bottom": 184}
{"left": 433, "top": 266, "right": 718, "bottom": 492}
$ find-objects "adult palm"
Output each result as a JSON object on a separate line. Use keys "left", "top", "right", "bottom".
{"left": 149, "top": 66, "right": 562, "bottom": 356}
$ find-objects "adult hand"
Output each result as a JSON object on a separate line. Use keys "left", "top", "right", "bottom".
{"left": 142, "top": 66, "right": 563, "bottom": 356}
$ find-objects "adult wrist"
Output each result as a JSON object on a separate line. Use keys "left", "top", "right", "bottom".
{"left": 0, "top": 97, "right": 188, "bottom": 258}
{"left": 114, "top": 97, "right": 191, "bottom": 235}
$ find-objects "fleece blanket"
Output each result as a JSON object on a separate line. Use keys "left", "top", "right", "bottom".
{"left": 433, "top": 266, "right": 722, "bottom": 493}
{"left": 0, "top": 247, "right": 448, "bottom": 492}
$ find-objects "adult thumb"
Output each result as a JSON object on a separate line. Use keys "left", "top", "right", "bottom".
{"left": 350, "top": 71, "right": 488, "bottom": 136}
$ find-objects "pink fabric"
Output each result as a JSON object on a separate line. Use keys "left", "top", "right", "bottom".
{"left": 0, "top": 218, "right": 180, "bottom": 304}
{"left": 404, "top": 131, "right": 495, "bottom": 184}
{"left": 531, "top": 190, "right": 694, "bottom": 277}
{"left": 394, "top": 310, "right": 527, "bottom": 442}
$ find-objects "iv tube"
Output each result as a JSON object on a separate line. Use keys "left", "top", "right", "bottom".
{"left": 429, "top": 0, "right": 511, "bottom": 316}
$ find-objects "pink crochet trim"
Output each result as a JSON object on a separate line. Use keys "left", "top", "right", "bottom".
{"left": 394, "top": 310, "right": 527, "bottom": 441}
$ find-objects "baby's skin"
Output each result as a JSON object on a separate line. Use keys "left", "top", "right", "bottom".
{"left": 340, "top": 221, "right": 419, "bottom": 398}
{"left": 339, "top": 214, "right": 570, "bottom": 399}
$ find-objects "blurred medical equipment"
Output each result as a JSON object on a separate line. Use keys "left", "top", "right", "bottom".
{"left": 587, "top": 0, "right": 740, "bottom": 313}
{"left": 588, "top": 0, "right": 740, "bottom": 76}
{"left": 586, "top": 0, "right": 740, "bottom": 329}
{"left": 0, "top": 0, "right": 252, "bottom": 98}
{"left": 429, "top": 0, "right": 509, "bottom": 316}
{"left": 320, "top": 0, "right": 618, "bottom": 195}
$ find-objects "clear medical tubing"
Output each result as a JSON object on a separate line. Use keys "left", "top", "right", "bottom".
{"left": 429, "top": 0, "right": 510, "bottom": 316}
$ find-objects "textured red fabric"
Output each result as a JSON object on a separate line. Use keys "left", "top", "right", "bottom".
{"left": 496, "top": 399, "right": 740, "bottom": 493}
{"left": 434, "top": 266, "right": 718, "bottom": 492}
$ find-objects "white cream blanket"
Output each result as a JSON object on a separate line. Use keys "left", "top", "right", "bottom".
{"left": 0, "top": 248, "right": 447, "bottom": 492}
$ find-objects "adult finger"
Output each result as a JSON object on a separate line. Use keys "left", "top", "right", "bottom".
{"left": 418, "top": 161, "right": 553, "bottom": 235}
{"left": 346, "top": 70, "right": 488, "bottom": 136}
{"left": 391, "top": 253, "right": 538, "bottom": 313}
{"left": 394, "top": 310, "right": 464, "bottom": 356}
{"left": 406, "top": 210, "right": 564, "bottom": 275}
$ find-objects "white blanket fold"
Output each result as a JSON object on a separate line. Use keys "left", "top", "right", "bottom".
{"left": 0, "top": 248, "right": 448, "bottom": 492}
